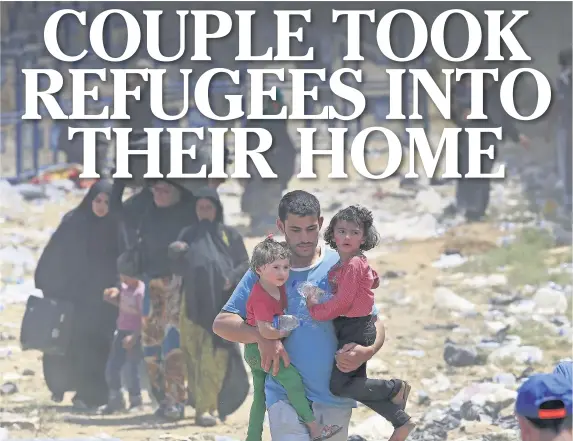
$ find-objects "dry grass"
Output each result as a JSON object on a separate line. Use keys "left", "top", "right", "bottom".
{"left": 458, "top": 227, "right": 571, "bottom": 287}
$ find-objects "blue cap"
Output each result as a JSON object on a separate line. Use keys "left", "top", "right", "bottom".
{"left": 516, "top": 374, "right": 572, "bottom": 420}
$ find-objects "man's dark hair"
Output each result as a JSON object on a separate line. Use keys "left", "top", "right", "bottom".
{"left": 324, "top": 205, "right": 380, "bottom": 251}
{"left": 250, "top": 237, "right": 291, "bottom": 274}
{"left": 526, "top": 400, "right": 571, "bottom": 434}
{"left": 278, "top": 190, "right": 321, "bottom": 222}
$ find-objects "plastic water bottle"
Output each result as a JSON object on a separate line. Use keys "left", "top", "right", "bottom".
{"left": 272, "top": 315, "right": 301, "bottom": 332}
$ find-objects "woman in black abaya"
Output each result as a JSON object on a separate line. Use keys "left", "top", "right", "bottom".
{"left": 170, "top": 187, "right": 250, "bottom": 427}
{"left": 35, "top": 180, "right": 121, "bottom": 409}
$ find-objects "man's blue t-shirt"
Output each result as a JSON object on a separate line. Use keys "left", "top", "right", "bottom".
{"left": 223, "top": 244, "right": 377, "bottom": 409}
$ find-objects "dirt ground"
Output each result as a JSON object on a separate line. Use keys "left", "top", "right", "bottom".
{"left": 0, "top": 156, "right": 570, "bottom": 441}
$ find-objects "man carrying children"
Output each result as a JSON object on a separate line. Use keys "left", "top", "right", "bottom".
{"left": 213, "top": 190, "right": 411, "bottom": 441}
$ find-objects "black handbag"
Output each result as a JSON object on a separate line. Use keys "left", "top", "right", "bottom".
{"left": 20, "top": 295, "right": 74, "bottom": 355}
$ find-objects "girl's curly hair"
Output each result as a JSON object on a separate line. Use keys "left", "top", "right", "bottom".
{"left": 324, "top": 205, "right": 380, "bottom": 252}
{"left": 250, "top": 236, "right": 291, "bottom": 274}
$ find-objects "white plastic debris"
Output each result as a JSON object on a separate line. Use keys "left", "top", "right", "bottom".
{"left": 432, "top": 254, "right": 467, "bottom": 269}
{"left": 450, "top": 382, "right": 517, "bottom": 412}
{"left": 532, "top": 286, "right": 569, "bottom": 315}
{"left": 434, "top": 287, "right": 476, "bottom": 313}
{"left": 488, "top": 345, "right": 544, "bottom": 365}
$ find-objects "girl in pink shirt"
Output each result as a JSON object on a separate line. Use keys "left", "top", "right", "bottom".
{"left": 100, "top": 253, "right": 145, "bottom": 414}
{"left": 305, "top": 205, "right": 415, "bottom": 440}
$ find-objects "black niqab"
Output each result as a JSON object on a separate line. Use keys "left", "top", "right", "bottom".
{"left": 35, "top": 179, "right": 121, "bottom": 408}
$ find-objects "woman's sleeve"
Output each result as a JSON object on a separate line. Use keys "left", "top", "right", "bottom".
{"left": 168, "top": 226, "right": 193, "bottom": 276}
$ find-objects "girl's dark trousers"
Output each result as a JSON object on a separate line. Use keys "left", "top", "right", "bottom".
{"left": 330, "top": 315, "right": 411, "bottom": 428}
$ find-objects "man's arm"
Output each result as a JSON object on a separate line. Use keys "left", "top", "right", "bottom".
{"left": 213, "top": 269, "right": 291, "bottom": 375}
{"left": 213, "top": 269, "right": 260, "bottom": 344}
{"left": 213, "top": 311, "right": 291, "bottom": 375}
{"left": 213, "top": 311, "right": 260, "bottom": 344}
{"left": 335, "top": 314, "right": 385, "bottom": 373}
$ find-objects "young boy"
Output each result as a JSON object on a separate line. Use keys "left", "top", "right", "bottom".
{"left": 244, "top": 237, "right": 342, "bottom": 441}
{"left": 99, "top": 252, "right": 145, "bottom": 414}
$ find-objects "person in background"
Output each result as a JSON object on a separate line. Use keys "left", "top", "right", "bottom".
{"left": 441, "top": 74, "right": 475, "bottom": 220}
{"left": 99, "top": 253, "right": 145, "bottom": 414}
{"left": 241, "top": 88, "right": 297, "bottom": 235}
{"left": 169, "top": 186, "right": 250, "bottom": 427}
{"left": 128, "top": 179, "right": 195, "bottom": 421}
{"left": 515, "top": 373, "right": 572, "bottom": 441}
{"left": 553, "top": 360, "right": 572, "bottom": 437}
{"left": 443, "top": 70, "right": 530, "bottom": 222}
{"left": 468, "top": 71, "right": 530, "bottom": 221}
{"left": 35, "top": 180, "right": 121, "bottom": 410}
{"left": 555, "top": 48, "right": 572, "bottom": 213}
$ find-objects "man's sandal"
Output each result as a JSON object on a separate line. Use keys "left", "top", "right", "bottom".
{"left": 312, "top": 424, "right": 343, "bottom": 441}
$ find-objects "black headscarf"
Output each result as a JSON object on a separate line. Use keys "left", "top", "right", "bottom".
{"left": 76, "top": 179, "right": 119, "bottom": 213}
{"left": 35, "top": 179, "right": 121, "bottom": 309}
{"left": 78, "top": 180, "right": 121, "bottom": 253}
{"left": 194, "top": 186, "right": 225, "bottom": 224}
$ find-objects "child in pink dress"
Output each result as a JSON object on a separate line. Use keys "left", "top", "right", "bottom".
{"left": 305, "top": 205, "right": 415, "bottom": 441}
{"left": 100, "top": 253, "right": 145, "bottom": 414}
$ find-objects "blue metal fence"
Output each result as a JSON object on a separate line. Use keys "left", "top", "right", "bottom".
{"left": 0, "top": 3, "right": 429, "bottom": 182}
